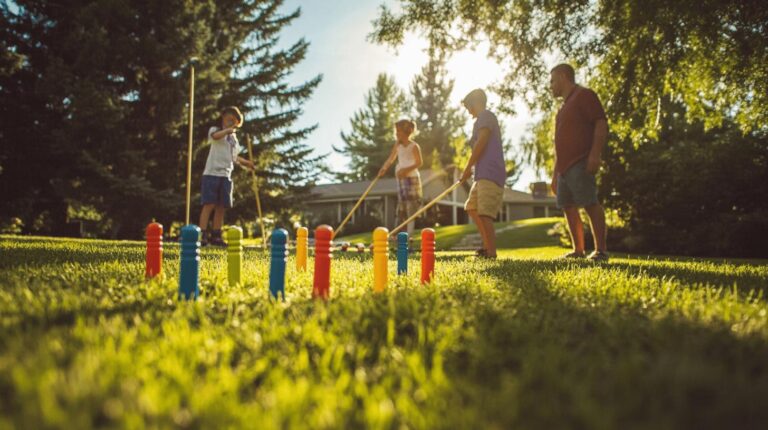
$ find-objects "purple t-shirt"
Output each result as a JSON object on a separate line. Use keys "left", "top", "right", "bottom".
{"left": 471, "top": 110, "right": 506, "bottom": 187}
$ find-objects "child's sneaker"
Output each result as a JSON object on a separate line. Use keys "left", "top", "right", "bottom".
{"left": 560, "top": 251, "right": 585, "bottom": 259}
{"left": 209, "top": 238, "right": 226, "bottom": 247}
{"left": 209, "top": 230, "right": 226, "bottom": 247}
{"left": 587, "top": 250, "right": 610, "bottom": 262}
{"left": 200, "top": 230, "right": 210, "bottom": 247}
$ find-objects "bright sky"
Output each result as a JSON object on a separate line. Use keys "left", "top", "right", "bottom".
{"left": 279, "top": 0, "right": 542, "bottom": 189}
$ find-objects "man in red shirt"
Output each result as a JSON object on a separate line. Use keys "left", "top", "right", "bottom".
{"left": 550, "top": 64, "right": 609, "bottom": 261}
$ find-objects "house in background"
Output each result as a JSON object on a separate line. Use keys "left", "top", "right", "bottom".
{"left": 502, "top": 186, "right": 561, "bottom": 221}
{"left": 304, "top": 168, "right": 558, "bottom": 234}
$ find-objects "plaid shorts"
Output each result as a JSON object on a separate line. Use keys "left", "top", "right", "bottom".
{"left": 397, "top": 176, "right": 423, "bottom": 202}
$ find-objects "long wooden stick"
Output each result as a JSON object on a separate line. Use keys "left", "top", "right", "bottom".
{"left": 245, "top": 135, "right": 267, "bottom": 248}
{"left": 332, "top": 176, "right": 381, "bottom": 240}
{"left": 184, "top": 64, "right": 195, "bottom": 225}
{"left": 389, "top": 181, "right": 463, "bottom": 237}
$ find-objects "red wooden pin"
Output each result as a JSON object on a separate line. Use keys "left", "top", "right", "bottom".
{"left": 313, "top": 225, "right": 333, "bottom": 299}
{"left": 420, "top": 228, "right": 435, "bottom": 284}
{"left": 145, "top": 222, "right": 163, "bottom": 278}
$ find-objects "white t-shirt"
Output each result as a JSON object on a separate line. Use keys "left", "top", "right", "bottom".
{"left": 396, "top": 141, "right": 420, "bottom": 178}
{"left": 203, "top": 127, "right": 240, "bottom": 178}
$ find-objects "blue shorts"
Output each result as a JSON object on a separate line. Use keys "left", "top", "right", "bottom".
{"left": 556, "top": 158, "right": 598, "bottom": 208}
{"left": 201, "top": 175, "right": 233, "bottom": 208}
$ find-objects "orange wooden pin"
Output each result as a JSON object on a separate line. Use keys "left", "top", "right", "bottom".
{"left": 313, "top": 225, "right": 333, "bottom": 299}
{"left": 420, "top": 228, "right": 435, "bottom": 284}
{"left": 145, "top": 222, "right": 163, "bottom": 278}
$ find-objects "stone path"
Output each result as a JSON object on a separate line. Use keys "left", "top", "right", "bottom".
{"left": 451, "top": 223, "right": 521, "bottom": 250}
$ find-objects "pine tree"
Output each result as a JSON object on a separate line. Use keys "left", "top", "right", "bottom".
{"left": 334, "top": 74, "right": 410, "bottom": 181}
{"left": 0, "top": 0, "right": 323, "bottom": 238}
{"left": 410, "top": 46, "right": 466, "bottom": 169}
{"left": 215, "top": 0, "right": 324, "bottom": 230}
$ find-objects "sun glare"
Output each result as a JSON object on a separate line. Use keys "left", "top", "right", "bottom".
{"left": 383, "top": 35, "right": 506, "bottom": 107}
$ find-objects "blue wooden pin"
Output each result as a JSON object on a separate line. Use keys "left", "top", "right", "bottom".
{"left": 179, "top": 224, "right": 201, "bottom": 301}
{"left": 397, "top": 231, "right": 409, "bottom": 275}
{"left": 269, "top": 228, "right": 288, "bottom": 300}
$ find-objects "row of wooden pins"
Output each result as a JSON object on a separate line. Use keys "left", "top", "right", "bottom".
{"left": 144, "top": 222, "right": 436, "bottom": 301}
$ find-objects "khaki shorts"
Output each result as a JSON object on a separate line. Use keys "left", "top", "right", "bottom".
{"left": 464, "top": 179, "right": 503, "bottom": 218}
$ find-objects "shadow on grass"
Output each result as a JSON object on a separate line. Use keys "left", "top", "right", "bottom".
{"left": 604, "top": 260, "right": 768, "bottom": 296}
{"left": 0, "top": 240, "right": 242, "bottom": 270}
{"left": 435, "top": 258, "right": 768, "bottom": 429}
{"left": 0, "top": 240, "right": 146, "bottom": 269}
{"left": 437, "top": 252, "right": 768, "bottom": 295}
{"left": 1, "top": 300, "right": 172, "bottom": 331}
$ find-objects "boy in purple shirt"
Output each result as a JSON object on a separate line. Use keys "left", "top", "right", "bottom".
{"left": 460, "top": 89, "right": 506, "bottom": 259}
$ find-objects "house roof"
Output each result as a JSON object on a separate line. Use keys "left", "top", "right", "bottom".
{"left": 308, "top": 168, "right": 555, "bottom": 204}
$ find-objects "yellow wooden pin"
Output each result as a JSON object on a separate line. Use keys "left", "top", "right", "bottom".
{"left": 226, "top": 226, "right": 243, "bottom": 286}
{"left": 296, "top": 226, "right": 308, "bottom": 271}
{"left": 373, "top": 227, "right": 389, "bottom": 293}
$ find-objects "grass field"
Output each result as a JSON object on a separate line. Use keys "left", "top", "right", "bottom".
{"left": 1, "top": 225, "right": 768, "bottom": 429}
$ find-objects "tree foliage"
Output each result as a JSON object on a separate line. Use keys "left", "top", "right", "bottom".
{"left": 410, "top": 46, "right": 466, "bottom": 168}
{"left": 372, "top": 0, "right": 767, "bottom": 133}
{"left": 372, "top": 0, "right": 768, "bottom": 256}
{"left": 0, "top": 0, "right": 322, "bottom": 238}
{"left": 334, "top": 74, "right": 409, "bottom": 182}
{"left": 338, "top": 50, "right": 522, "bottom": 187}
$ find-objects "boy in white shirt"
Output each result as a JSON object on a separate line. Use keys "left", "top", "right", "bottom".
{"left": 198, "top": 106, "right": 255, "bottom": 246}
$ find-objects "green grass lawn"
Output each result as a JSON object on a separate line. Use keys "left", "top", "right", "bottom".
{"left": 1, "top": 233, "right": 767, "bottom": 429}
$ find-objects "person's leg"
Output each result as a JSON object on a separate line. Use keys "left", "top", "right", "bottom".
{"left": 464, "top": 181, "right": 488, "bottom": 255}
{"left": 558, "top": 161, "right": 594, "bottom": 257}
{"left": 210, "top": 177, "right": 232, "bottom": 246}
{"left": 213, "top": 205, "right": 226, "bottom": 231}
{"left": 475, "top": 180, "right": 503, "bottom": 258}
{"left": 199, "top": 204, "right": 214, "bottom": 230}
{"left": 584, "top": 203, "right": 607, "bottom": 252}
{"left": 468, "top": 210, "right": 489, "bottom": 252}
{"left": 200, "top": 175, "right": 219, "bottom": 243}
{"left": 207, "top": 205, "right": 226, "bottom": 246}
{"left": 395, "top": 200, "right": 406, "bottom": 240}
{"left": 481, "top": 216, "right": 497, "bottom": 257}
{"left": 405, "top": 200, "right": 417, "bottom": 235}
{"left": 563, "top": 206, "right": 585, "bottom": 255}
{"left": 406, "top": 219, "right": 415, "bottom": 235}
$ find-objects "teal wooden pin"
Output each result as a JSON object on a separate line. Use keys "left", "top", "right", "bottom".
{"left": 397, "top": 232, "right": 408, "bottom": 275}
{"left": 269, "top": 228, "right": 288, "bottom": 300}
{"left": 179, "top": 224, "right": 201, "bottom": 300}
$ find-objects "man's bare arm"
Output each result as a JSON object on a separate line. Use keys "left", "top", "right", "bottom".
{"left": 586, "top": 119, "right": 608, "bottom": 174}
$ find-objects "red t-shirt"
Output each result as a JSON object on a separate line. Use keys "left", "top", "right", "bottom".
{"left": 554, "top": 86, "right": 606, "bottom": 174}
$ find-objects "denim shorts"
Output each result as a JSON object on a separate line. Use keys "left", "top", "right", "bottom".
{"left": 556, "top": 158, "right": 598, "bottom": 208}
{"left": 201, "top": 175, "right": 233, "bottom": 208}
